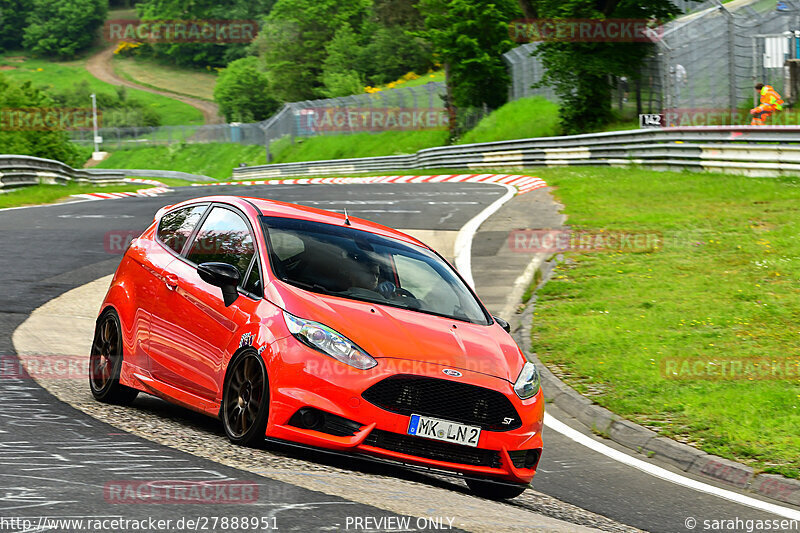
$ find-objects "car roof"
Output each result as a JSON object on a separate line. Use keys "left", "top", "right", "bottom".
{"left": 171, "top": 195, "right": 431, "bottom": 250}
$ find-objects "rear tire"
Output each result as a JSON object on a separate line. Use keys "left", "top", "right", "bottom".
{"left": 89, "top": 310, "right": 138, "bottom": 405}
{"left": 466, "top": 478, "right": 528, "bottom": 500}
{"left": 222, "top": 351, "right": 270, "bottom": 448}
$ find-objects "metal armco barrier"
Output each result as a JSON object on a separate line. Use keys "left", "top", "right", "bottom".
{"left": 233, "top": 126, "right": 800, "bottom": 180}
{"left": 0, "top": 155, "right": 212, "bottom": 190}
{"left": 0, "top": 155, "right": 127, "bottom": 190}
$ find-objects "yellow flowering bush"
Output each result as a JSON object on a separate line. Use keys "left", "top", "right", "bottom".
{"left": 113, "top": 41, "right": 142, "bottom": 56}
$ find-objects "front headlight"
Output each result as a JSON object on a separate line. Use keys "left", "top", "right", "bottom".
{"left": 282, "top": 311, "right": 377, "bottom": 370}
{"left": 513, "top": 361, "right": 541, "bottom": 400}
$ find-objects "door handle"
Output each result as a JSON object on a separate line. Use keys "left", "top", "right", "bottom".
{"left": 164, "top": 273, "right": 179, "bottom": 290}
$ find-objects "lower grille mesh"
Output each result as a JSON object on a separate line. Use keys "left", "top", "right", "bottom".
{"left": 363, "top": 429, "right": 501, "bottom": 468}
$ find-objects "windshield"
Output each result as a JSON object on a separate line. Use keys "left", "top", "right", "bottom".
{"left": 261, "top": 216, "right": 491, "bottom": 325}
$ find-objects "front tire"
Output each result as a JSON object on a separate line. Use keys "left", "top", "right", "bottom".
{"left": 222, "top": 351, "right": 270, "bottom": 447}
{"left": 466, "top": 478, "right": 528, "bottom": 500}
{"left": 89, "top": 310, "right": 138, "bottom": 405}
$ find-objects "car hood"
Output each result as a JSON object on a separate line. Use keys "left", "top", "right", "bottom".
{"left": 266, "top": 280, "right": 524, "bottom": 382}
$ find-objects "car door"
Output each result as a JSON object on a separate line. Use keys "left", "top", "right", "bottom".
{"left": 147, "top": 204, "right": 262, "bottom": 401}
{"left": 134, "top": 203, "right": 209, "bottom": 366}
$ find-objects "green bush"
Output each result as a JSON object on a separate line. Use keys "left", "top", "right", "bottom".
{"left": 22, "top": 0, "right": 108, "bottom": 58}
{"left": 48, "top": 80, "right": 163, "bottom": 128}
{"left": 0, "top": 74, "right": 90, "bottom": 167}
{"left": 214, "top": 57, "right": 280, "bottom": 123}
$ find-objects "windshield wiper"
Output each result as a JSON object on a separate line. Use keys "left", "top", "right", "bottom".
{"left": 284, "top": 278, "right": 335, "bottom": 295}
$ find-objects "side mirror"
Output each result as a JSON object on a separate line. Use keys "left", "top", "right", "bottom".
{"left": 198, "top": 262, "right": 241, "bottom": 307}
{"left": 493, "top": 316, "right": 511, "bottom": 333}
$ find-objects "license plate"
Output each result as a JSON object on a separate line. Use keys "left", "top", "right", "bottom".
{"left": 407, "top": 414, "right": 481, "bottom": 447}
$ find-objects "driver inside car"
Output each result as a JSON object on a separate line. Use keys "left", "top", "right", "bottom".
{"left": 346, "top": 255, "right": 397, "bottom": 299}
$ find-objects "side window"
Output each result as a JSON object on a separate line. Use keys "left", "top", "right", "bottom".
{"left": 157, "top": 205, "right": 207, "bottom": 253}
{"left": 243, "top": 257, "right": 263, "bottom": 297}
{"left": 185, "top": 207, "right": 254, "bottom": 278}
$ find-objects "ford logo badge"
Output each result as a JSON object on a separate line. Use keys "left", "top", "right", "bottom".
{"left": 442, "top": 369, "right": 462, "bottom": 377}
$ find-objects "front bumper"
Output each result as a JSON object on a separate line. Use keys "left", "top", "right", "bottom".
{"left": 265, "top": 337, "right": 544, "bottom": 484}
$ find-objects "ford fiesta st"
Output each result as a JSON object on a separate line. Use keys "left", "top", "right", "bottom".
{"left": 89, "top": 195, "right": 544, "bottom": 499}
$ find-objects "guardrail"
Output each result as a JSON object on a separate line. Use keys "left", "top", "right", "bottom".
{"left": 0, "top": 155, "right": 127, "bottom": 190}
{"left": 233, "top": 126, "right": 800, "bottom": 180}
{"left": 0, "top": 155, "right": 212, "bottom": 190}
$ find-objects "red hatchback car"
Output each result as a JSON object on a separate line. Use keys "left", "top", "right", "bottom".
{"left": 90, "top": 195, "right": 544, "bottom": 498}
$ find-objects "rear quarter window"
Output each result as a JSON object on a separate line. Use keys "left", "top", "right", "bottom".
{"left": 157, "top": 204, "right": 208, "bottom": 253}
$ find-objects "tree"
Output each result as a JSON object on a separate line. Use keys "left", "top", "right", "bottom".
{"left": 519, "top": 0, "right": 678, "bottom": 133}
{"left": 214, "top": 56, "right": 280, "bottom": 122}
{"left": 253, "top": 0, "right": 370, "bottom": 101}
{"left": 418, "top": 0, "right": 521, "bottom": 139}
{"left": 0, "top": 0, "right": 29, "bottom": 51}
{"left": 134, "top": 0, "right": 275, "bottom": 68}
{"left": 23, "top": 0, "right": 108, "bottom": 58}
{"left": 0, "top": 75, "right": 89, "bottom": 167}
{"left": 320, "top": 25, "right": 365, "bottom": 97}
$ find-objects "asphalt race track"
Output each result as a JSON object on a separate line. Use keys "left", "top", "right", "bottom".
{"left": 1, "top": 183, "right": 797, "bottom": 532}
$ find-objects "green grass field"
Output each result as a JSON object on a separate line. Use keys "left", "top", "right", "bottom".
{"left": 0, "top": 53, "right": 203, "bottom": 126}
{"left": 269, "top": 130, "right": 449, "bottom": 163}
{"left": 112, "top": 56, "right": 217, "bottom": 101}
{"left": 0, "top": 182, "right": 146, "bottom": 209}
{"left": 529, "top": 167, "right": 800, "bottom": 479}
{"left": 94, "top": 143, "right": 267, "bottom": 180}
{"left": 459, "top": 96, "right": 562, "bottom": 144}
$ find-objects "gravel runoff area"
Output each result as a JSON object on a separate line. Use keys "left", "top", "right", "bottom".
{"left": 14, "top": 273, "right": 644, "bottom": 533}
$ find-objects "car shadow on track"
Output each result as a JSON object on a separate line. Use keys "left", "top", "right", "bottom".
{"left": 128, "top": 393, "right": 476, "bottom": 495}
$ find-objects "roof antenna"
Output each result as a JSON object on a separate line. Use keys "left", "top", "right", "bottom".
{"left": 343, "top": 208, "right": 351, "bottom": 226}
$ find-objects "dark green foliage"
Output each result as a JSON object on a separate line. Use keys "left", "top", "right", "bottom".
{"left": 418, "top": 0, "right": 520, "bottom": 110}
{"left": 0, "top": 0, "right": 29, "bottom": 51}
{"left": 134, "top": 0, "right": 275, "bottom": 68}
{"left": 22, "top": 0, "right": 108, "bottom": 58}
{"left": 214, "top": 56, "right": 280, "bottom": 122}
{"left": 523, "top": 0, "right": 678, "bottom": 133}
{"left": 253, "top": 0, "right": 371, "bottom": 101}
{"left": 417, "top": 0, "right": 520, "bottom": 140}
{"left": 0, "top": 74, "right": 90, "bottom": 167}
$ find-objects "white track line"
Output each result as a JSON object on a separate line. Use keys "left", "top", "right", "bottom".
{"left": 459, "top": 191, "right": 800, "bottom": 520}
{"left": 544, "top": 414, "right": 800, "bottom": 520}
{"left": 454, "top": 184, "right": 516, "bottom": 288}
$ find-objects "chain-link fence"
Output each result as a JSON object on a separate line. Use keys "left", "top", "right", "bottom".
{"left": 506, "top": 0, "right": 800, "bottom": 126}
{"left": 71, "top": 82, "right": 452, "bottom": 151}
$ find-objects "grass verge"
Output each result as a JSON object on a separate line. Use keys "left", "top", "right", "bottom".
{"left": 0, "top": 183, "right": 146, "bottom": 209}
{"left": 459, "top": 96, "right": 562, "bottom": 144}
{"left": 95, "top": 143, "right": 266, "bottom": 180}
{"left": 529, "top": 166, "right": 800, "bottom": 479}
{"left": 112, "top": 56, "right": 217, "bottom": 101}
{"left": 269, "top": 130, "right": 449, "bottom": 163}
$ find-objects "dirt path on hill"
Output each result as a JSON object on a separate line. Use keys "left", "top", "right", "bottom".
{"left": 86, "top": 46, "right": 223, "bottom": 124}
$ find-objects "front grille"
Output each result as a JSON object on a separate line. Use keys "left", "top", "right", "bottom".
{"left": 362, "top": 375, "right": 521, "bottom": 431}
{"left": 363, "top": 429, "right": 501, "bottom": 468}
